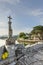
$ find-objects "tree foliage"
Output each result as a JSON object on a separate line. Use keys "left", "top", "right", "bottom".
{"left": 19, "top": 32, "right": 29, "bottom": 39}
{"left": 19, "top": 32, "right": 26, "bottom": 38}
{"left": 34, "top": 25, "right": 43, "bottom": 30}
{"left": 31, "top": 25, "right": 43, "bottom": 34}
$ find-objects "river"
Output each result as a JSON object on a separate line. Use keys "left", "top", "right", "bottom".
{"left": 0, "top": 39, "right": 6, "bottom": 47}
{"left": 0, "top": 39, "right": 19, "bottom": 47}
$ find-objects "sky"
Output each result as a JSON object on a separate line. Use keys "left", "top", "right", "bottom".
{"left": 0, "top": 0, "right": 43, "bottom": 36}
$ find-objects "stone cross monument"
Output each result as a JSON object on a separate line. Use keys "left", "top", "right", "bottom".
{"left": 8, "top": 16, "right": 12, "bottom": 38}
{"left": 5, "top": 16, "right": 15, "bottom": 57}
{"left": 6, "top": 16, "right": 15, "bottom": 45}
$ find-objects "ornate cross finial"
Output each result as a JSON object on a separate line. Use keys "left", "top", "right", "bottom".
{"left": 8, "top": 16, "right": 12, "bottom": 22}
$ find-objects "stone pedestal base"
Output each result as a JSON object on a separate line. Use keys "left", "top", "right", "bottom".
{"left": 6, "top": 38, "right": 15, "bottom": 45}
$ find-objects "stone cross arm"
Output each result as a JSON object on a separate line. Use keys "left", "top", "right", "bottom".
{"left": 8, "top": 16, "right": 12, "bottom": 22}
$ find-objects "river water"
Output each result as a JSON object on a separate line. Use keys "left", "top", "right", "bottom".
{"left": 0, "top": 39, "right": 6, "bottom": 47}
{"left": 0, "top": 39, "right": 19, "bottom": 47}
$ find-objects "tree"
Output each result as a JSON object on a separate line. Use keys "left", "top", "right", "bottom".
{"left": 30, "top": 25, "right": 43, "bottom": 40}
{"left": 34, "top": 25, "right": 43, "bottom": 30}
{"left": 31, "top": 25, "right": 43, "bottom": 34}
{"left": 19, "top": 32, "right": 26, "bottom": 38}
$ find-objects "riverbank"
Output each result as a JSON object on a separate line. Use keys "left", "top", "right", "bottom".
{"left": 17, "top": 39, "right": 43, "bottom": 45}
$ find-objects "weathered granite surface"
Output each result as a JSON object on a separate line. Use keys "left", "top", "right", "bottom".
{"left": 0, "top": 44, "right": 25, "bottom": 65}
{"left": 16, "top": 42, "right": 43, "bottom": 65}
{"left": 0, "top": 42, "right": 43, "bottom": 65}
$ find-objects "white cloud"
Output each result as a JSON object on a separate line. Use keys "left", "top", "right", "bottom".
{"left": 16, "top": 7, "right": 43, "bottom": 16}
{"left": 26, "top": 9, "right": 43, "bottom": 16}
{"left": 0, "top": 22, "right": 6, "bottom": 28}
{"left": 0, "top": 22, "right": 8, "bottom": 36}
{"left": 13, "top": 27, "right": 32, "bottom": 35}
{"left": 39, "top": 18, "right": 43, "bottom": 25}
{"left": 0, "top": 23, "right": 32, "bottom": 36}
{"left": 0, "top": 8, "right": 15, "bottom": 36}
{"left": 0, "top": 28, "right": 8, "bottom": 36}
{"left": 0, "top": 0, "right": 20, "bottom": 5}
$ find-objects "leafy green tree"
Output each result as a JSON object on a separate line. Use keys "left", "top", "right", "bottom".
{"left": 30, "top": 25, "right": 43, "bottom": 39}
{"left": 34, "top": 25, "right": 43, "bottom": 30}
{"left": 31, "top": 25, "right": 43, "bottom": 34}
{"left": 19, "top": 32, "right": 26, "bottom": 38}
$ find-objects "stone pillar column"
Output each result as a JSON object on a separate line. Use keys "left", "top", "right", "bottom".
{"left": 8, "top": 16, "right": 12, "bottom": 38}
